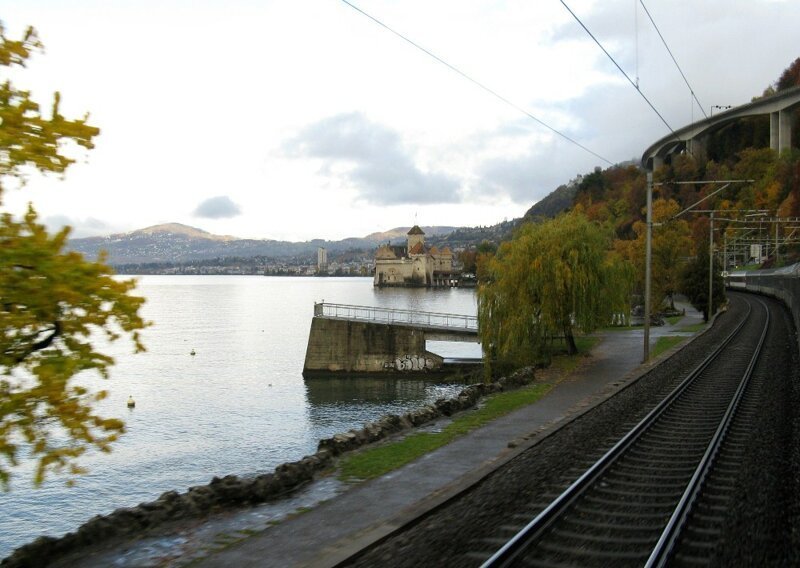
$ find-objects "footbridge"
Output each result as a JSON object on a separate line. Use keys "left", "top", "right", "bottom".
{"left": 642, "top": 85, "right": 800, "bottom": 170}
{"left": 303, "top": 303, "right": 479, "bottom": 376}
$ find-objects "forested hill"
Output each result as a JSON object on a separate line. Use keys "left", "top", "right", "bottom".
{"left": 520, "top": 56, "right": 800, "bottom": 260}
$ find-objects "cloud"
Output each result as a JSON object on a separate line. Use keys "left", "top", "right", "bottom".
{"left": 284, "top": 112, "right": 461, "bottom": 205}
{"left": 45, "top": 215, "right": 112, "bottom": 238}
{"left": 193, "top": 196, "right": 242, "bottom": 219}
{"left": 477, "top": 142, "right": 594, "bottom": 205}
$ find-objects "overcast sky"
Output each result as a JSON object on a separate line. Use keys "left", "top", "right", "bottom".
{"left": 3, "top": 0, "right": 798, "bottom": 241}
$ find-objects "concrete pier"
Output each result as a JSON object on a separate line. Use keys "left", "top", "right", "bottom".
{"left": 302, "top": 303, "right": 479, "bottom": 377}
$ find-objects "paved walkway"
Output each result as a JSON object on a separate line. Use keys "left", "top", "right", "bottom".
{"left": 195, "top": 303, "right": 705, "bottom": 568}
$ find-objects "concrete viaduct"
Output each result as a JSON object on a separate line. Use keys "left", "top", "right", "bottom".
{"left": 642, "top": 85, "right": 800, "bottom": 170}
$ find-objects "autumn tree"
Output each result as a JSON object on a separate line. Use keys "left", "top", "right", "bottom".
{"left": 478, "top": 211, "right": 633, "bottom": 377}
{"left": 776, "top": 57, "right": 800, "bottom": 91}
{"left": 680, "top": 245, "right": 725, "bottom": 321}
{"left": 1, "top": 23, "right": 147, "bottom": 489}
{"left": 622, "top": 199, "right": 693, "bottom": 311}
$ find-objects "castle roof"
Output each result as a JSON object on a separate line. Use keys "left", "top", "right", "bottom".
{"left": 408, "top": 242, "right": 425, "bottom": 255}
{"left": 375, "top": 244, "right": 398, "bottom": 260}
{"left": 407, "top": 225, "right": 425, "bottom": 236}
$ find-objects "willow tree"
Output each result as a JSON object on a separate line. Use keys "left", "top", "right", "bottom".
{"left": 1, "top": 23, "right": 147, "bottom": 489}
{"left": 478, "top": 211, "right": 632, "bottom": 376}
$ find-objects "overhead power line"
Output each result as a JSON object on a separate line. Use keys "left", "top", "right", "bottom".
{"left": 638, "top": 0, "right": 707, "bottom": 119}
{"left": 559, "top": 0, "right": 674, "bottom": 133}
{"left": 339, "top": 0, "right": 613, "bottom": 165}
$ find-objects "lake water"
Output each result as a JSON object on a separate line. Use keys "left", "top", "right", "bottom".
{"left": 0, "top": 276, "right": 480, "bottom": 559}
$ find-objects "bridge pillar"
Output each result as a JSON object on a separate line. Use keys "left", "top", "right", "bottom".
{"left": 687, "top": 135, "right": 707, "bottom": 163}
{"left": 771, "top": 110, "right": 794, "bottom": 152}
{"left": 771, "top": 112, "right": 779, "bottom": 151}
{"left": 779, "top": 109, "right": 793, "bottom": 151}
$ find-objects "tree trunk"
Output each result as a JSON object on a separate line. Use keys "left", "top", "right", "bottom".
{"left": 565, "top": 326, "right": 578, "bottom": 355}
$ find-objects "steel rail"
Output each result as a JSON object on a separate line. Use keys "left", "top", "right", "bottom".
{"left": 481, "top": 298, "right": 758, "bottom": 567}
{"left": 646, "top": 297, "right": 770, "bottom": 567}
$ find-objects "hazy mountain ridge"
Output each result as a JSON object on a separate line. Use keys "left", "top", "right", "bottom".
{"left": 363, "top": 226, "right": 459, "bottom": 242}
{"left": 68, "top": 223, "right": 467, "bottom": 265}
{"left": 67, "top": 192, "right": 575, "bottom": 266}
{"left": 132, "top": 223, "right": 238, "bottom": 241}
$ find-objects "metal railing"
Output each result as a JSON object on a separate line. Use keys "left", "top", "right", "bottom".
{"left": 313, "top": 302, "right": 477, "bottom": 332}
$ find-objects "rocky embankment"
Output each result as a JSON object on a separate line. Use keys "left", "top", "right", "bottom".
{"left": 2, "top": 368, "right": 536, "bottom": 568}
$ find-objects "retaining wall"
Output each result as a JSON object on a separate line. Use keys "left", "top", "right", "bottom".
{"left": 303, "top": 317, "right": 444, "bottom": 375}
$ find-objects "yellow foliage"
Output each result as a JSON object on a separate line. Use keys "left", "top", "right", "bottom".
{"left": 478, "top": 211, "right": 633, "bottom": 377}
{"left": 0, "top": 22, "right": 147, "bottom": 489}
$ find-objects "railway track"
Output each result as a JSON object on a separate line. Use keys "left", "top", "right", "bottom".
{"left": 480, "top": 294, "right": 770, "bottom": 567}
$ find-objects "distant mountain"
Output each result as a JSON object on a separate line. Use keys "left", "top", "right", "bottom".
{"left": 67, "top": 222, "right": 466, "bottom": 266}
{"left": 133, "top": 223, "right": 237, "bottom": 241}
{"left": 67, "top": 173, "right": 606, "bottom": 267}
{"left": 364, "top": 226, "right": 459, "bottom": 243}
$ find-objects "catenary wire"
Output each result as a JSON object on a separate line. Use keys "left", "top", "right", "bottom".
{"left": 639, "top": 0, "right": 707, "bottom": 119}
{"left": 559, "top": 0, "right": 675, "bottom": 133}
{"left": 339, "top": 0, "right": 613, "bottom": 165}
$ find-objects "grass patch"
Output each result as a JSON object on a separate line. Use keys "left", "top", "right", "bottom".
{"left": 651, "top": 336, "right": 685, "bottom": 358}
{"left": 337, "top": 336, "right": 599, "bottom": 483}
{"left": 237, "top": 528, "right": 258, "bottom": 536}
{"left": 338, "top": 382, "right": 552, "bottom": 482}
{"left": 603, "top": 325, "right": 636, "bottom": 331}
{"left": 665, "top": 315, "right": 683, "bottom": 325}
{"left": 550, "top": 336, "right": 599, "bottom": 374}
{"left": 574, "top": 335, "right": 599, "bottom": 353}
{"left": 680, "top": 322, "right": 706, "bottom": 332}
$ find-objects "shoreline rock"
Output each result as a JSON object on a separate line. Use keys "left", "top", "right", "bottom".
{"left": 1, "top": 367, "right": 535, "bottom": 568}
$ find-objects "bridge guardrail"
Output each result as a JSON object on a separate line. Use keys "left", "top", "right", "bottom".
{"left": 313, "top": 302, "right": 478, "bottom": 332}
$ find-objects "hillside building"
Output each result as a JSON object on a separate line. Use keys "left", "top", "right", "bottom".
{"left": 373, "top": 226, "right": 457, "bottom": 287}
{"left": 317, "top": 247, "right": 328, "bottom": 274}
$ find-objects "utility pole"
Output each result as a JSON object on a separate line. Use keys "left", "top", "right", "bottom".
{"left": 708, "top": 212, "right": 714, "bottom": 321}
{"left": 644, "top": 171, "right": 653, "bottom": 363}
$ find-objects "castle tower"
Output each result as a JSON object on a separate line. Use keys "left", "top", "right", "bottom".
{"left": 407, "top": 225, "right": 425, "bottom": 254}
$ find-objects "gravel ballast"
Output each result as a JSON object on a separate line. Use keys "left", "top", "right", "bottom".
{"left": 346, "top": 293, "right": 800, "bottom": 567}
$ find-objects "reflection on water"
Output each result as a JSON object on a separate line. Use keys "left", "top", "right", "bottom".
{"left": 304, "top": 376, "right": 471, "bottom": 443}
{"left": 1, "top": 276, "right": 478, "bottom": 559}
{"left": 305, "top": 376, "right": 447, "bottom": 405}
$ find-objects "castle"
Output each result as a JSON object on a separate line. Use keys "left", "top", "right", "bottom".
{"left": 373, "top": 226, "right": 456, "bottom": 287}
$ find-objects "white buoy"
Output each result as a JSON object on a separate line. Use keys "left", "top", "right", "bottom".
{"left": 127, "top": 395, "right": 136, "bottom": 408}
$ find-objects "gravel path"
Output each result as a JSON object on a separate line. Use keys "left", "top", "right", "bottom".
{"left": 345, "top": 293, "right": 799, "bottom": 567}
